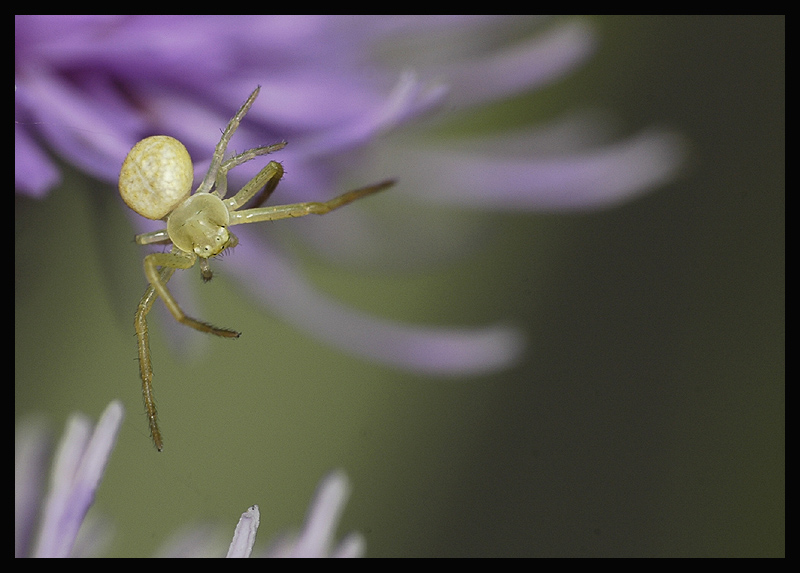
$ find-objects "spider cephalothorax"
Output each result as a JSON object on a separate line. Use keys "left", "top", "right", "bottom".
{"left": 119, "top": 86, "right": 394, "bottom": 450}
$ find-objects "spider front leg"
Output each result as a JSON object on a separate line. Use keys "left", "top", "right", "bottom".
{"left": 213, "top": 142, "right": 287, "bottom": 201}
{"left": 223, "top": 159, "right": 285, "bottom": 210}
{"left": 136, "top": 248, "right": 238, "bottom": 451}
{"left": 135, "top": 229, "right": 170, "bottom": 245}
{"left": 144, "top": 248, "right": 241, "bottom": 338}
{"left": 229, "top": 178, "right": 396, "bottom": 225}
{"left": 195, "top": 86, "right": 262, "bottom": 195}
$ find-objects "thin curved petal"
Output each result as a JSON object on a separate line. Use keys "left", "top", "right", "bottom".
{"left": 442, "top": 20, "right": 597, "bottom": 108}
{"left": 259, "top": 471, "right": 363, "bottom": 558}
{"left": 295, "top": 71, "right": 448, "bottom": 160}
{"left": 15, "top": 123, "right": 61, "bottom": 196}
{"left": 18, "top": 70, "right": 139, "bottom": 183}
{"left": 33, "top": 401, "right": 124, "bottom": 558}
{"left": 288, "top": 470, "right": 358, "bottom": 558}
{"left": 391, "top": 130, "right": 685, "bottom": 210}
{"left": 228, "top": 227, "right": 526, "bottom": 375}
{"left": 15, "top": 418, "right": 52, "bottom": 557}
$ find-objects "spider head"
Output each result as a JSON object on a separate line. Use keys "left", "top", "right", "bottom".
{"left": 167, "top": 193, "right": 233, "bottom": 258}
{"left": 198, "top": 232, "right": 238, "bottom": 282}
{"left": 192, "top": 223, "right": 233, "bottom": 258}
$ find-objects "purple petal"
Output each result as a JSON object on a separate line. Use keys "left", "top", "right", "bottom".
{"left": 293, "top": 70, "right": 448, "bottom": 160}
{"left": 15, "top": 417, "right": 52, "bottom": 557}
{"left": 438, "top": 20, "right": 597, "bottom": 108}
{"left": 33, "top": 401, "right": 124, "bottom": 558}
{"left": 17, "top": 70, "right": 139, "bottom": 183}
{"left": 228, "top": 226, "right": 526, "bottom": 374}
{"left": 390, "top": 130, "right": 685, "bottom": 210}
{"left": 15, "top": 123, "right": 61, "bottom": 196}
{"left": 289, "top": 470, "right": 356, "bottom": 558}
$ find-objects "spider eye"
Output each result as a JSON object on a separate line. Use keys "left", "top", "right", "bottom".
{"left": 194, "top": 226, "right": 230, "bottom": 258}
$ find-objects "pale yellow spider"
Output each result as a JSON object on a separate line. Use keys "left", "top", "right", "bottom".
{"left": 119, "top": 86, "right": 394, "bottom": 451}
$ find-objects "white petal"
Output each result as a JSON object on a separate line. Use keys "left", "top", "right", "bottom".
{"left": 227, "top": 505, "right": 261, "bottom": 558}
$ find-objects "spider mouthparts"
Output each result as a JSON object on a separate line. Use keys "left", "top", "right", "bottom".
{"left": 200, "top": 257, "right": 213, "bottom": 282}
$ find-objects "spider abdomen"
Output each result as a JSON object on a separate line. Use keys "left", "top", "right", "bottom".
{"left": 119, "top": 135, "right": 194, "bottom": 220}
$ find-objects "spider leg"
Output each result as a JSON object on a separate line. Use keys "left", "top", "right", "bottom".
{"left": 196, "top": 86, "right": 262, "bottom": 195}
{"left": 135, "top": 265, "right": 174, "bottom": 451}
{"left": 213, "top": 142, "right": 287, "bottom": 200}
{"left": 135, "top": 229, "right": 170, "bottom": 245}
{"left": 224, "top": 160, "right": 285, "bottom": 211}
{"left": 228, "top": 179, "right": 395, "bottom": 225}
{"left": 144, "top": 248, "right": 241, "bottom": 338}
{"left": 136, "top": 247, "right": 238, "bottom": 451}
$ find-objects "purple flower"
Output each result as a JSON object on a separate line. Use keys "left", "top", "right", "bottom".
{"left": 15, "top": 16, "right": 683, "bottom": 374}
{"left": 15, "top": 401, "right": 124, "bottom": 558}
{"left": 226, "top": 471, "right": 364, "bottom": 558}
{"left": 160, "top": 471, "right": 363, "bottom": 558}
{"left": 16, "top": 401, "right": 363, "bottom": 558}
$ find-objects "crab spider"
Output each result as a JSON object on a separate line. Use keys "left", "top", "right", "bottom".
{"left": 119, "top": 86, "right": 394, "bottom": 451}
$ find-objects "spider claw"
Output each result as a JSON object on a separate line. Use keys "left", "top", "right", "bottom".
{"left": 197, "top": 319, "right": 240, "bottom": 338}
{"left": 216, "top": 327, "right": 241, "bottom": 338}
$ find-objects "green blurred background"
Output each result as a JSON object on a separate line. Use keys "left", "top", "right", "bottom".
{"left": 16, "top": 16, "right": 784, "bottom": 557}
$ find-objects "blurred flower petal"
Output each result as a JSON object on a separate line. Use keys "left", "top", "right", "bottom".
{"left": 15, "top": 122, "right": 61, "bottom": 196}
{"left": 16, "top": 405, "right": 363, "bottom": 558}
{"left": 18, "top": 401, "right": 125, "bottom": 558}
{"left": 289, "top": 470, "right": 354, "bottom": 557}
{"left": 265, "top": 470, "right": 363, "bottom": 558}
{"left": 440, "top": 20, "right": 597, "bottom": 108}
{"left": 19, "top": 69, "right": 138, "bottom": 182}
{"left": 229, "top": 226, "right": 526, "bottom": 375}
{"left": 33, "top": 401, "right": 124, "bottom": 558}
{"left": 15, "top": 417, "right": 52, "bottom": 557}
{"left": 296, "top": 70, "right": 448, "bottom": 159}
{"left": 391, "top": 130, "right": 685, "bottom": 210}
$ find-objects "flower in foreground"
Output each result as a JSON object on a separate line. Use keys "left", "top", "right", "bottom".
{"left": 15, "top": 401, "right": 124, "bottom": 558}
{"left": 16, "top": 401, "right": 362, "bottom": 558}
{"left": 15, "top": 16, "right": 683, "bottom": 374}
{"left": 225, "top": 471, "right": 363, "bottom": 558}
